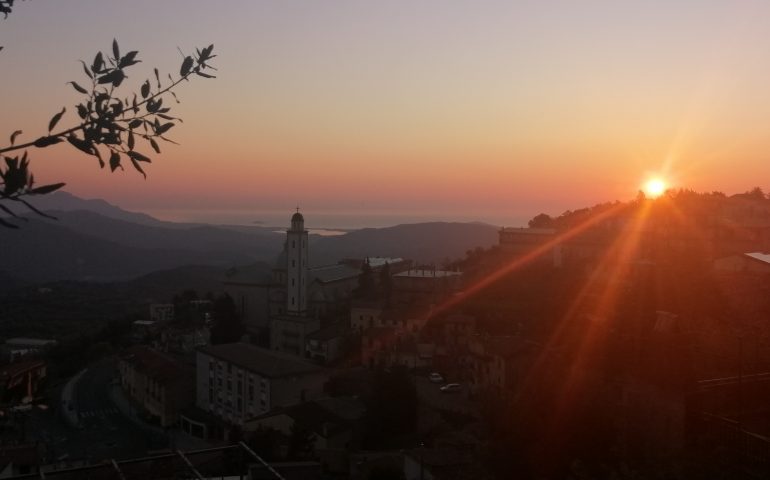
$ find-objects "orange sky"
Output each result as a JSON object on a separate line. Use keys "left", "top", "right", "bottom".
{"left": 3, "top": 1, "right": 770, "bottom": 226}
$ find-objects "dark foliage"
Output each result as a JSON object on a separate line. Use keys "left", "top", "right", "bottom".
{"left": 353, "top": 261, "right": 375, "bottom": 299}
{"left": 362, "top": 366, "right": 418, "bottom": 449}
{"left": 209, "top": 294, "right": 244, "bottom": 344}
{"left": 0, "top": 33, "right": 216, "bottom": 227}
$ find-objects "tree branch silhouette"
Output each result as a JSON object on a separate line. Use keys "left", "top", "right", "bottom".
{"left": 0, "top": 39, "right": 217, "bottom": 228}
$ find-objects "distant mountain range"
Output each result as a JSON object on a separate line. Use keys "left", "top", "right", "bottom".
{"left": 0, "top": 192, "right": 500, "bottom": 284}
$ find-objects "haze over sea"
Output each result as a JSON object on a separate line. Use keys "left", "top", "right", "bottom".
{"left": 145, "top": 208, "right": 529, "bottom": 231}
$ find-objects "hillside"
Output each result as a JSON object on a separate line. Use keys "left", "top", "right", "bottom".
{"left": 310, "top": 221, "right": 500, "bottom": 266}
{"left": 1, "top": 193, "right": 502, "bottom": 283}
{"left": 0, "top": 265, "right": 226, "bottom": 339}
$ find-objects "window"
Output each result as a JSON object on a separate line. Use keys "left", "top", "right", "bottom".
{"left": 237, "top": 398, "right": 242, "bottom": 412}
{"left": 217, "top": 378, "right": 222, "bottom": 387}
{"left": 248, "top": 385, "right": 254, "bottom": 401}
{"left": 209, "top": 388, "right": 213, "bottom": 403}
{"left": 227, "top": 363, "right": 232, "bottom": 374}
{"left": 227, "top": 380, "right": 232, "bottom": 391}
{"left": 291, "top": 297, "right": 295, "bottom": 305}
{"left": 292, "top": 259, "right": 296, "bottom": 267}
{"left": 291, "top": 279, "right": 295, "bottom": 286}
{"left": 292, "top": 240, "right": 295, "bottom": 248}
{"left": 237, "top": 382, "right": 242, "bottom": 395}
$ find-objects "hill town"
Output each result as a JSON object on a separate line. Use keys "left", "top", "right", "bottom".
{"left": 2, "top": 189, "right": 770, "bottom": 477}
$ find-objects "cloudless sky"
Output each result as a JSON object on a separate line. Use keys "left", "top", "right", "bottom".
{"left": 3, "top": 1, "right": 770, "bottom": 226}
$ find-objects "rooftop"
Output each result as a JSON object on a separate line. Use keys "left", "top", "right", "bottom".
{"left": 199, "top": 343, "right": 323, "bottom": 379}
{"left": 4, "top": 338, "right": 56, "bottom": 347}
{"left": 132, "top": 320, "right": 157, "bottom": 326}
{"left": 0, "top": 359, "right": 45, "bottom": 380}
{"left": 120, "top": 346, "right": 192, "bottom": 383}
{"left": 249, "top": 396, "right": 365, "bottom": 438}
{"left": 309, "top": 263, "right": 360, "bottom": 284}
{"left": 394, "top": 268, "right": 461, "bottom": 279}
{"left": 306, "top": 322, "right": 348, "bottom": 341}
{"left": 366, "top": 257, "right": 405, "bottom": 268}
{"left": 500, "top": 227, "right": 556, "bottom": 235}
{"left": 745, "top": 252, "right": 770, "bottom": 265}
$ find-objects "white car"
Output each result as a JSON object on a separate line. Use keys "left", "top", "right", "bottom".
{"left": 440, "top": 383, "right": 462, "bottom": 393}
{"left": 428, "top": 372, "right": 444, "bottom": 384}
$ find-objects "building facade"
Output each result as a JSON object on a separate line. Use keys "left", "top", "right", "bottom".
{"left": 118, "top": 346, "right": 195, "bottom": 427}
{"left": 195, "top": 343, "right": 327, "bottom": 425}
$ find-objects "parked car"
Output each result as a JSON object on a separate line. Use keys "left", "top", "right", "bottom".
{"left": 428, "top": 372, "right": 444, "bottom": 384}
{"left": 440, "top": 383, "right": 462, "bottom": 393}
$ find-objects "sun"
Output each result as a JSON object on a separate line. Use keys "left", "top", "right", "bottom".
{"left": 643, "top": 178, "right": 666, "bottom": 198}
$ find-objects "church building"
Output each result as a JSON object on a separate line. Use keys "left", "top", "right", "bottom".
{"left": 223, "top": 211, "right": 362, "bottom": 356}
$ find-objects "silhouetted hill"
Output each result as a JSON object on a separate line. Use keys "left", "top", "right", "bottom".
{"left": 310, "top": 222, "right": 500, "bottom": 266}
{"left": 2, "top": 191, "right": 502, "bottom": 282}
{"left": 0, "top": 218, "right": 259, "bottom": 283}
{"left": 21, "top": 191, "right": 166, "bottom": 226}
{"left": 40, "top": 210, "right": 282, "bottom": 258}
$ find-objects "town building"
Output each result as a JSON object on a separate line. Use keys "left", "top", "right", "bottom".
{"left": 392, "top": 268, "right": 462, "bottom": 301}
{"left": 0, "top": 359, "right": 46, "bottom": 403}
{"left": 244, "top": 396, "right": 365, "bottom": 473}
{"left": 714, "top": 251, "right": 770, "bottom": 274}
{"left": 149, "top": 304, "right": 175, "bottom": 323}
{"left": 305, "top": 322, "right": 349, "bottom": 364}
{"left": 194, "top": 343, "right": 327, "bottom": 426}
{"left": 118, "top": 346, "right": 195, "bottom": 427}
{"left": 0, "top": 338, "right": 56, "bottom": 363}
{"left": 498, "top": 227, "right": 562, "bottom": 267}
{"left": 465, "top": 335, "right": 538, "bottom": 396}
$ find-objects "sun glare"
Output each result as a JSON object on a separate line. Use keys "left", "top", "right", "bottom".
{"left": 644, "top": 178, "right": 666, "bottom": 198}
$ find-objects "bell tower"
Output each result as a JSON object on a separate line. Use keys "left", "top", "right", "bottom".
{"left": 286, "top": 208, "right": 308, "bottom": 315}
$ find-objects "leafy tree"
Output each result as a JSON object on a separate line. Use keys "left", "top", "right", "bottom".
{"left": 528, "top": 212, "right": 554, "bottom": 229}
{"left": 288, "top": 423, "right": 315, "bottom": 460}
{"left": 744, "top": 186, "right": 767, "bottom": 201}
{"left": 0, "top": 8, "right": 216, "bottom": 227}
{"left": 354, "top": 261, "right": 375, "bottom": 299}
{"left": 369, "top": 465, "right": 406, "bottom": 480}
{"left": 363, "top": 366, "right": 418, "bottom": 448}
{"left": 379, "top": 262, "right": 393, "bottom": 303}
{"left": 210, "top": 294, "right": 244, "bottom": 344}
{"left": 0, "top": 0, "right": 19, "bottom": 21}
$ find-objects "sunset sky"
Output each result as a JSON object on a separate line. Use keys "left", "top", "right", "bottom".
{"left": 3, "top": 1, "right": 770, "bottom": 227}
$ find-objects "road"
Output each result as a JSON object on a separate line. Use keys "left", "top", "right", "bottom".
{"left": 72, "top": 358, "right": 168, "bottom": 460}
{"left": 28, "top": 358, "right": 169, "bottom": 464}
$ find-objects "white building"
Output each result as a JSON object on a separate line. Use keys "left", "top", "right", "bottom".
{"left": 195, "top": 343, "right": 327, "bottom": 425}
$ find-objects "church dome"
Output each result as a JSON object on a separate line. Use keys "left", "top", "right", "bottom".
{"left": 290, "top": 210, "right": 305, "bottom": 232}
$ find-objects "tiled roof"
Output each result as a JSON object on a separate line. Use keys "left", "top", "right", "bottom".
{"left": 249, "top": 396, "right": 364, "bottom": 437}
{"left": 306, "top": 322, "right": 348, "bottom": 341}
{"left": 199, "top": 343, "right": 323, "bottom": 379}
{"left": 0, "top": 359, "right": 45, "bottom": 380}
{"left": 309, "top": 264, "right": 360, "bottom": 284}
{"left": 745, "top": 252, "right": 770, "bottom": 265}
{"left": 120, "top": 346, "right": 192, "bottom": 384}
